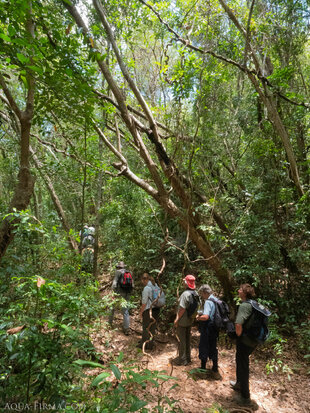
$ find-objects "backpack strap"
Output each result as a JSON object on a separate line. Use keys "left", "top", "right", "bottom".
{"left": 242, "top": 302, "right": 254, "bottom": 330}
{"left": 206, "top": 297, "right": 217, "bottom": 321}
{"left": 247, "top": 299, "right": 271, "bottom": 317}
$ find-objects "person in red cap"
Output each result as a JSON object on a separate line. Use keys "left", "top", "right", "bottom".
{"left": 173, "top": 275, "right": 199, "bottom": 366}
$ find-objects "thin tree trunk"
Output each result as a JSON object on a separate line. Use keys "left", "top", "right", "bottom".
{"left": 31, "top": 149, "right": 78, "bottom": 251}
{"left": 218, "top": 0, "right": 304, "bottom": 198}
{"left": 92, "top": 136, "right": 104, "bottom": 278}
{"left": 0, "top": 2, "right": 36, "bottom": 262}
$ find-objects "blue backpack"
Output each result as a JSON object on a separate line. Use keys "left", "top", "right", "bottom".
{"left": 151, "top": 284, "right": 166, "bottom": 308}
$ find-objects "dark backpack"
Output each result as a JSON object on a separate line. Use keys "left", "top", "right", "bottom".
{"left": 187, "top": 291, "right": 199, "bottom": 319}
{"left": 208, "top": 296, "right": 233, "bottom": 333}
{"left": 243, "top": 299, "right": 271, "bottom": 344}
{"left": 118, "top": 270, "right": 133, "bottom": 291}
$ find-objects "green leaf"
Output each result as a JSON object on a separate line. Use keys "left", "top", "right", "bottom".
{"left": 27, "top": 65, "right": 43, "bottom": 74}
{"left": 0, "top": 33, "right": 11, "bottom": 43}
{"left": 91, "top": 371, "right": 111, "bottom": 387}
{"left": 5, "top": 337, "right": 13, "bottom": 352}
{"left": 20, "top": 75, "right": 28, "bottom": 89}
{"left": 74, "top": 360, "right": 104, "bottom": 369}
{"left": 16, "top": 53, "right": 29, "bottom": 64}
{"left": 110, "top": 364, "right": 121, "bottom": 380}
{"left": 129, "top": 400, "right": 148, "bottom": 411}
{"left": 117, "top": 351, "right": 124, "bottom": 362}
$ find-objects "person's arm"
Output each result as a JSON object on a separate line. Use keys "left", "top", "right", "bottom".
{"left": 112, "top": 271, "right": 119, "bottom": 291}
{"left": 197, "top": 313, "right": 209, "bottom": 321}
{"left": 139, "top": 303, "right": 146, "bottom": 318}
{"left": 235, "top": 302, "right": 252, "bottom": 336}
{"left": 235, "top": 323, "right": 242, "bottom": 336}
{"left": 174, "top": 307, "right": 186, "bottom": 327}
{"left": 196, "top": 298, "right": 212, "bottom": 321}
{"left": 139, "top": 287, "right": 151, "bottom": 318}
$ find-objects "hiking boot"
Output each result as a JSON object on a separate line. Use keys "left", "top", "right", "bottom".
{"left": 233, "top": 395, "right": 258, "bottom": 410}
{"left": 192, "top": 369, "right": 208, "bottom": 379}
{"left": 123, "top": 328, "right": 130, "bottom": 335}
{"left": 171, "top": 357, "right": 189, "bottom": 366}
{"left": 211, "top": 370, "right": 222, "bottom": 380}
{"left": 136, "top": 341, "right": 154, "bottom": 350}
{"left": 230, "top": 380, "right": 241, "bottom": 392}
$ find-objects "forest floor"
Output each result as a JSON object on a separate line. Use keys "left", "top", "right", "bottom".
{"left": 89, "top": 313, "right": 309, "bottom": 413}
{"left": 91, "top": 282, "right": 309, "bottom": 413}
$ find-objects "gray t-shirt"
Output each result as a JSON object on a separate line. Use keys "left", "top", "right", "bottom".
{"left": 178, "top": 289, "right": 197, "bottom": 327}
{"left": 142, "top": 285, "right": 153, "bottom": 311}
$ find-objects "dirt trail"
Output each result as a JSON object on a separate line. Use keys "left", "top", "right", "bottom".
{"left": 91, "top": 310, "right": 309, "bottom": 413}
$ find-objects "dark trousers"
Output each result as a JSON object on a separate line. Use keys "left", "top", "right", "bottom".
{"left": 236, "top": 339, "right": 256, "bottom": 399}
{"left": 142, "top": 308, "right": 160, "bottom": 348}
{"left": 198, "top": 321, "right": 218, "bottom": 369}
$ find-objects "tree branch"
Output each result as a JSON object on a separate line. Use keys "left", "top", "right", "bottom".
{"left": 0, "top": 74, "right": 22, "bottom": 120}
{"left": 139, "top": 0, "right": 309, "bottom": 109}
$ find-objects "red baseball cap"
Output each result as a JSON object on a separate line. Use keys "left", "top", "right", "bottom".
{"left": 183, "top": 274, "right": 196, "bottom": 289}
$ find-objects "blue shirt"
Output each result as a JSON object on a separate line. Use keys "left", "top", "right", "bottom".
{"left": 204, "top": 294, "right": 216, "bottom": 321}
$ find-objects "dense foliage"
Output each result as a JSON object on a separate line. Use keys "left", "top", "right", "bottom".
{"left": 0, "top": 0, "right": 309, "bottom": 408}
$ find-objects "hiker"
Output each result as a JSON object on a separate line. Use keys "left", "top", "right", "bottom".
{"left": 81, "top": 246, "right": 94, "bottom": 272}
{"left": 80, "top": 224, "right": 95, "bottom": 249}
{"left": 197, "top": 284, "right": 220, "bottom": 378}
{"left": 109, "top": 261, "right": 133, "bottom": 335}
{"left": 173, "top": 274, "right": 199, "bottom": 366}
{"left": 137, "top": 273, "right": 156, "bottom": 349}
{"left": 148, "top": 275, "right": 165, "bottom": 327}
{"left": 231, "top": 283, "right": 258, "bottom": 407}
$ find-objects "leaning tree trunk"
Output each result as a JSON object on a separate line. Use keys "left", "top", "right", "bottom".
{"left": 218, "top": 0, "right": 304, "bottom": 198}
{"left": 63, "top": 0, "right": 236, "bottom": 301}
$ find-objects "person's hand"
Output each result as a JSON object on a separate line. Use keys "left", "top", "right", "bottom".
{"left": 139, "top": 311, "right": 143, "bottom": 319}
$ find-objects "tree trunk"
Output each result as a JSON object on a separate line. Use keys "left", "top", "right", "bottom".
{"left": 0, "top": 167, "right": 35, "bottom": 261}
{"left": 31, "top": 149, "right": 78, "bottom": 251}
{"left": 218, "top": 0, "right": 304, "bottom": 198}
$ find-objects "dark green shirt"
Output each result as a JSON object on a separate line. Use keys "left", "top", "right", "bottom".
{"left": 236, "top": 301, "right": 257, "bottom": 347}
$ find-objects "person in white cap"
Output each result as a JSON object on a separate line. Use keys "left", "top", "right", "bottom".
{"left": 173, "top": 275, "right": 199, "bottom": 366}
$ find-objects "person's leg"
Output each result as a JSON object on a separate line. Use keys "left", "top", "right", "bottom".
{"left": 198, "top": 322, "right": 208, "bottom": 368}
{"left": 209, "top": 326, "right": 218, "bottom": 372}
{"left": 151, "top": 308, "right": 160, "bottom": 331}
{"left": 122, "top": 305, "right": 130, "bottom": 332}
{"left": 236, "top": 340, "right": 255, "bottom": 399}
{"left": 141, "top": 310, "right": 150, "bottom": 344}
{"left": 176, "top": 325, "right": 187, "bottom": 363}
{"left": 185, "top": 326, "right": 191, "bottom": 363}
{"left": 122, "top": 293, "right": 130, "bottom": 333}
